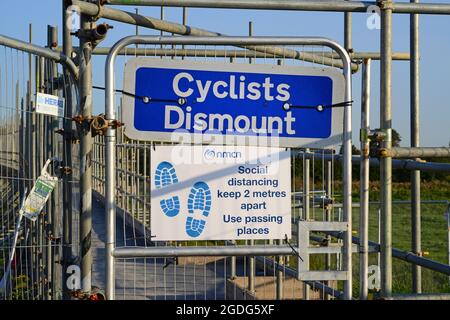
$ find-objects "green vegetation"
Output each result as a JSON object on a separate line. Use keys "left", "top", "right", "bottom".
{"left": 304, "top": 181, "right": 450, "bottom": 296}
{"left": 353, "top": 182, "right": 450, "bottom": 294}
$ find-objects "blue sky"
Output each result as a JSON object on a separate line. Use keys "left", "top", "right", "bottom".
{"left": 1, "top": 0, "right": 449, "bottom": 147}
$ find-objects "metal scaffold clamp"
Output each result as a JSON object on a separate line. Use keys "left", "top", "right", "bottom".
{"left": 73, "top": 23, "right": 113, "bottom": 47}
{"left": 69, "top": 286, "right": 105, "bottom": 300}
{"left": 378, "top": 0, "right": 395, "bottom": 10}
{"left": 367, "top": 129, "right": 391, "bottom": 157}
{"left": 72, "top": 113, "right": 123, "bottom": 137}
{"left": 91, "top": 114, "right": 124, "bottom": 136}
{"left": 92, "top": 0, "right": 108, "bottom": 22}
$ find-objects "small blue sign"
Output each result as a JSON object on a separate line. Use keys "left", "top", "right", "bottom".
{"left": 122, "top": 59, "right": 345, "bottom": 147}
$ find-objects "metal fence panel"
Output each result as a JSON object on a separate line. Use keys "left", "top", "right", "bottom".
{"left": 0, "top": 41, "right": 79, "bottom": 300}
{"left": 96, "top": 36, "right": 353, "bottom": 300}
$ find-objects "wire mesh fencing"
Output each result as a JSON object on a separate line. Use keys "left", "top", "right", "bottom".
{"left": 0, "top": 44, "right": 80, "bottom": 300}
{"left": 92, "top": 43, "right": 350, "bottom": 300}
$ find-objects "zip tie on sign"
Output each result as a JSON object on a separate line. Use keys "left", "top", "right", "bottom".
{"left": 20, "top": 158, "right": 61, "bottom": 221}
{"left": 92, "top": 85, "right": 187, "bottom": 106}
{"left": 282, "top": 100, "right": 353, "bottom": 112}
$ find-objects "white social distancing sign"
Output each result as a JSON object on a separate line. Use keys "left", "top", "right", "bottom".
{"left": 151, "top": 146, "right": 291, "bottom": 241}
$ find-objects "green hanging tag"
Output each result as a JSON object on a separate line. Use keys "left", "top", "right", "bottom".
{"left": 20, "top": 158, "right": 59, "bottom": 221}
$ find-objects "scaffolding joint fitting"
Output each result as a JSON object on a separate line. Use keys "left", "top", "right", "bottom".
{"left": 57, "top": 165, "right": 73, "bottom": 176}
{"left": 92, "top": 0, "right": 109, "bottom": 22}
{"left": 369, "top": 129, "right": 392, "bottom": 157}
{"left": 378, "top": 0, "right": 394, "bottom": 11}
{"left": 90, "top": 114, "right": 124, "bottom": 137}
{"left": 377, "top": 148, "right": 389, "bottom": 158}
{"left": 368, "top": 129, "right": 387, "bottom": 142}
{"left": 70, "top": 286, "right": 105, "bottom": 300}
{"left": 74, "top": 23, "right": 113, "bottom": 47}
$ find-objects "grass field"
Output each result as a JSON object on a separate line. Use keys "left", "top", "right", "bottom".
{"left": 307, "top": 180, "right": 450, "bottom": 296}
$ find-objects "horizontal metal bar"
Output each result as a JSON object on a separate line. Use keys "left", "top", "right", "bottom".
{"left": 58, "top": 46, "right": 410, "bottom": 60}
{"left": 382, "top": 147, "right": 450, "bottom": 158}
{"left": 328, "top": 231, "right": 450, "bottom": 276}
{"left": 112, "top": 245, "right": 294, "bottom": 258}
{"left": 391, "top": 247, "right": 450, "bottom": 275}
{"left": 384, "top": 293, "right": 450, "bottom": 300}
{"left": 74, "top": 0, "right": 358, "bottom": 71}
{"left": 309, "top": 234, "right": 379, "bottom": 253}
{"left": 303, "top": 221, "right": 348, "bottom": 232}
{"left": 255, "top": 256, "right": 346, "bottom": 299}
{"left": 113, "top": 242, "right": 362, "bottom": 257}
{"left": 293, "top": 150, "right": 450, "bottom": 173}
{"left": 331, "top": 199, "right": 450, "bottom": 208}
{"left": 307, "top": 244, "right": 363, "bottom": 254}
{"left": 0, "top": 34, "right": 78, "bottom": 80}
{"left": 105, "top": 0, "right": 450, "bottom": 15}
{"left": 298, "top": 271, "right": 348, "bottom": 281}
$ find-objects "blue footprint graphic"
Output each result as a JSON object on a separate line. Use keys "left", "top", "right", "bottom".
{"left": 186, "top": 181, "right": 212, "bottom": 238}
{"left": 154, "top": 161, "right": 180, "bottom": 217}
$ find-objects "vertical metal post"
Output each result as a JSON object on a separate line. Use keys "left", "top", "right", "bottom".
{"left": 62, "top": 0, "right": 74, "bottom": 299}
{"left": 275, "top": 57, "right": 284, "bottom": 300}
{"left": 135, "top": 8, "right": 139, "bottom": 37}
{"left": 324, "top": 160, "right": 332, "bottom": 300}
{"left": 341, "top": 40, "right": 353, "bottom": 303}
{"left": 38, "top": 55, "right": 51, "bottom": 300}
{"left": 448, "top": 204, "right": 450, "bottom": 285}
{"left": 49, "top": 25, "right": 62, "bottom": 300}
{"left": 26, "top": 23, "right": 38, "bottom": 298}
{"left": 183, "top": 7, "right": 187, "bottom": 25}
{"left": 105, "top": 39, "right": 118, "bottom": 303}
{"left": 359, "top": 58, "right": 371, "bottom": 300}
{"left": 410, "top": 0, "right": 422, "bottom": 294}
{"left": 378, "top": 207, "right": 381, "bottom": 267}
{"left": 380, "top": 0, "right": 393, "bottom": 298}
{"left": 276, "top": 239, "right": 283, "bottom": 300}
{"left": 79, "top": 14, "right": 94, "bottom": 294}
{"left": 343, "top": 0, "right": 354, "bottom": 299}
{"left": 230, "top": 241, "right": 236, "bottom": 280}
{"left": 303, "top": 151, "right": 310, "bottom": 300}
{"left": 344, "top": 0, "right": 352, "bottom": 52}
{"left": 45, "top": 47, "right": 56, "bottom": 300}
{"left": 181, "top": 7, "right": 187, "bottom": 60}
{"left": 160, "top": 6, "right": 164, "bottom": 37}
{"left": 247, "top": 21, "right": 255, "bottom": 295}
{"left": 29, "top": 24, "right": 36, "bottom": 183}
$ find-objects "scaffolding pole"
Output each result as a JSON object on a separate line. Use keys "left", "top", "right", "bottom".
{"left": 62, "top": 0, "right": 74, "bottom": 299}
{"left": 105, "top": 0, "right": 450, "bottom": 15}
{"left": 57, "top": 47, "right": 411, "bottom": 60}
{"left": 73, "top": 0, "right": 359, "bottom": 71}
{"left": 359, "top": 58, "right": 371, "bottom": 300}
{"left": 382, "top": 147, "right": 450, "bottom": 158}
{"left": 78, "top": 14, "right": 94, "bottom": 294}
{"left": 380, "top": 0, "right": 393, "bottom": 298}
{"left": 410, "top": 0, "right": 422, "bottom": 294}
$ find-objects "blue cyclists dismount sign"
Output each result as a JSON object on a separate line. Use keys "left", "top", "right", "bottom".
{"left": 122, "top": 59, "right": 345, "bottom": 147}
